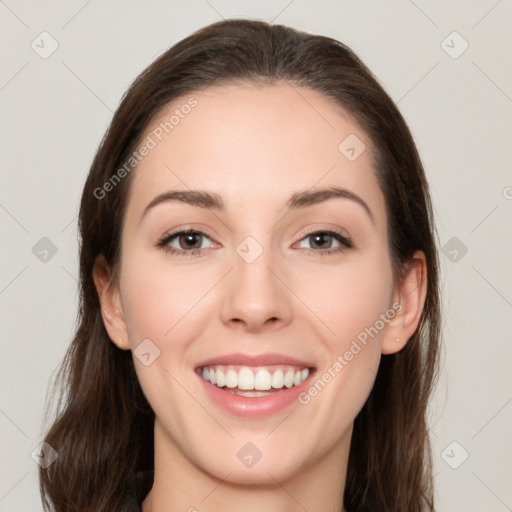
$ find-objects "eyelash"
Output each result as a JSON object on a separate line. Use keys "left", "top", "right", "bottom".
{"left": 156, "top": 228, "right": 354, "bottom": 258}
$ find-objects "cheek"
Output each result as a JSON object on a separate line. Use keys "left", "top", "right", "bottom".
{"left": 119, "top": 256, "right": 214, "bottom": 439}
{"left": 295, "top": 264, "right": 391, "bottom": 452}
{"left": 119, "top": 254, "right": 215, "bottom": 348}
{"left": 294, "top": 250, "right": 394, "bottom": 349}
{"left": 292, "top": 249, "right": 393, "bottom": 410}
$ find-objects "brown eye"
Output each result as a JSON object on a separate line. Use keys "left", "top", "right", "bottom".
{"left": 308, "top": 232, "right": 335, "bottom": 249}
{"left": 177, "top": 232, "right": 204, "bottom": 250}
{"left": 296, "top": 230, "right": 353, "bottom": 256}
{"left": 157, "top": 229, "right": 215, "bottom": 257}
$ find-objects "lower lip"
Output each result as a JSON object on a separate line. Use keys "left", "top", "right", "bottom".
{"left": 197, "top": 371, "right": 314, "bottom": 418}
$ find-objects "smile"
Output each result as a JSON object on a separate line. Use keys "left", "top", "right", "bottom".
{"left": 200, "top": 365, "right": 310, "bottom": 396}
{"left": 195, "top": 353, "right": 316, "bottom": 417}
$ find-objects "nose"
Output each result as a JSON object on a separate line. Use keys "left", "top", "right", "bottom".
{"left": 220, "top": 246, "right": 293, "bottom": 333}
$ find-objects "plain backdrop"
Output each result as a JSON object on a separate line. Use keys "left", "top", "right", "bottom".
{"left": 1, "top": 1, "right": 511, "bottom": 510}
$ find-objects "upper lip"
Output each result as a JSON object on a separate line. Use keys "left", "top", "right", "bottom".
{"left": 195, "top": 352, "right": 315, "bottom": 369}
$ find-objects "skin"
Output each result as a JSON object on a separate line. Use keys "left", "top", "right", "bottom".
{"left": 93, "top": 82, "right": 427, "bottom": 512}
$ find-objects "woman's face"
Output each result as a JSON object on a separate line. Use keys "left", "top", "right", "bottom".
{"left": 100, "top": 82, "right": 413, "bottom": 484}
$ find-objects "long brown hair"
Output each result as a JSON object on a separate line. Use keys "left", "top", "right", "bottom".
{"left": 40, "top": 19, "right": 441, "bottom": 511}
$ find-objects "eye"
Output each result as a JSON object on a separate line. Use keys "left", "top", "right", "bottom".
{"left": 157, "top": 228, "right": 353, "bottom": 258}
{"left": 157, "top": 229, "right": 216, "bottom": 257}
{"left": 296, "top": 229, "right": 353, "bottom": 256}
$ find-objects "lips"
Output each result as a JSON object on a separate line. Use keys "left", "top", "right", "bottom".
{"left": 196, "top": 353, "right": 315, "bottom": 368}
{"left": 195, "top": 353, "right": 315, "bottom": 418}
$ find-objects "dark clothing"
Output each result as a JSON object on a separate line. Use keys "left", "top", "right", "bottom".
{"left": 124, "top": 471, "right": 153, "bottom": 511}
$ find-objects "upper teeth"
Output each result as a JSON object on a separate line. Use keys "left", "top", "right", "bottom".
{"left": 201, "top": 365, "right": 310, "bottom": 391}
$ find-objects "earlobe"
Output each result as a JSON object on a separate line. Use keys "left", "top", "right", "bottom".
{"left": 92, "top": 254, "right": 130, "bottom": 350}
{"left": 381, "top": 250, "right": 428, "bottom": 355}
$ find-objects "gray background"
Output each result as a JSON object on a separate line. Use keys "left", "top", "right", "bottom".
{"left": 1, "top": 0, "right": 511, "bottom": 510}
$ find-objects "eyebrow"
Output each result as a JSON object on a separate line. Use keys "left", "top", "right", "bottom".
{"left": 141, "top": 186, "right": 374, "bottom": 224}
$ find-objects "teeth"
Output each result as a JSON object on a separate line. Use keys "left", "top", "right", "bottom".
{"left": 216, "top": 367, "right": 225, "bottom": 387}
{"left": 200, "top": 365, "right": 310, "bottom": 391}
{"left": 284, "top": 370, "right": 294, "bottom": 388}
{"left": 271, "top": 369, "right": 284, "bottom": 389}
{"left": 238, "top": 367, "right": 254, "bottom": 390}
{"left": 254, "top": 369, "right": 272, "bottom": 391}
{"left": 225, "top": 369, "right": 238, "bottom": 388}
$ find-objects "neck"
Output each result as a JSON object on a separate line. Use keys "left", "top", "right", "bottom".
{"left": 142, "top": 420, "right": 351, "bottom": 512}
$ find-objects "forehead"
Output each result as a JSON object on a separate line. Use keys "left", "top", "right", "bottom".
{"left": 126, "top": 82, "right": 386, "bottom": 227}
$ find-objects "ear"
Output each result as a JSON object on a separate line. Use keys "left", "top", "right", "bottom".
{"left": 92, "top": 253, "right": 130, "bottom": 350}
{"left": 381, "top": 250, "right": 428, "bottom": 355}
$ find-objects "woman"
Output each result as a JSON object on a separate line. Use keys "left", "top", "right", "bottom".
{"left": 40, "top": 18, "right": 441, "bottom": 512}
